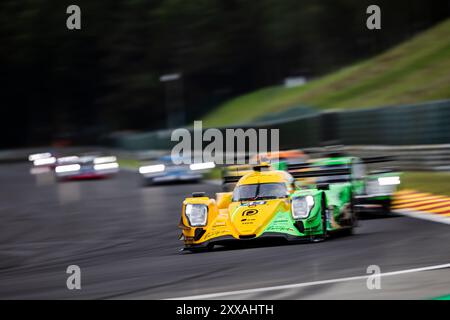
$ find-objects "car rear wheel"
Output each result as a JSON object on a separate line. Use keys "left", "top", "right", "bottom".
{"left": 315, "top": 194, "right": 328, "bottom": 241}
{"left": 381, "top": 198, "right": 392, "bottom": 214}
{"left": 341, "top": 194, "right": 357, "bottom": 236}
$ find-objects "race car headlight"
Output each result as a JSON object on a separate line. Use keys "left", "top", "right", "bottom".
{"left": 94, "top": 156, "right": 117, "bottom": 164}
{"left": 57, "top": 156, "right": 80, "bottom": 163}
{"left": 189, "top": 162, "right": 216, "bottom": 171}
{"left": 378, "top": 176, "right": 400, "bottom": 186}
{"left": 291, "top": 195, "right": 315, "bottom": 219}
{"left": 94, "top": 162, "right": 119, "bottom": 171}
{"left": 33, "top": 157, "right": 56, "bottom": 166}
{"left": 29, "top": 152, "right": 52, "bottom": 162}
{"left": 55, "top": 164, "right": 81, "bottom": 173}
{"left": 139, "top": 164, "right": 165, "bottom": 174}
{"left": 185, "top": 204, "right": 208, "bottom": 227}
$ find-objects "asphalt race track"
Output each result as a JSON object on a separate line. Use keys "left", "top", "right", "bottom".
{"left": 1, "top": 163, "right": 449, "bottom": 299}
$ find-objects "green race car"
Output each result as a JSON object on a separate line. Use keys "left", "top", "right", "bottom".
{"left": 272, "top": 155, "right": 401, "bottom": 215}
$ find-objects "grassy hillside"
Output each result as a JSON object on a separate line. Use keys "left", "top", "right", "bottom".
{"left": 203, "top": 19, "right": 450, "bottom": 127}
{"left": 400, "top": 172, "right": 450, "bottom": 197}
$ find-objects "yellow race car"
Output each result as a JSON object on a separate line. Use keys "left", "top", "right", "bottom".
{"left": 179, "top": 163, "right": 357, "bottom": 252}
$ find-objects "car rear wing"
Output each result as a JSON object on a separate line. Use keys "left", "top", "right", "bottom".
{"left": 222, "top": 156, "right": 397, "bottom": 187}
{"left": 286, "top": 163, "right": 352, "bottom": 184}
{"left": 360, "top": 156, "right": 395, "bottom": 164}
{"left": 222, "top": 163, "right": 352, "bottom": 186}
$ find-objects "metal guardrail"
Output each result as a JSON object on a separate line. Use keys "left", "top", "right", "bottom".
{"left": 4, "top": 100, "right": 450, "bottom": 171}
{"left": 304, "top": 145, "right": 450, "bottom": 171}
{"left": 106, "top": 99, "right": 450, "bottom": 151}
{"left": 2, "top": 144, "right": 450, "bottom": 172}
{"left": 120, "top": 144, "right": 450, "bottom": 172}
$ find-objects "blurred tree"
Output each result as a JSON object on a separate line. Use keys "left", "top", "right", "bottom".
{"left": 0, "top": 0, "right": 448, "bottom": 147}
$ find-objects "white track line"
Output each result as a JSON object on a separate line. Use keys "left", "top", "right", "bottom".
{"left": 168, "top": 263, "right": 450, "bottom": 300}
{"left": 395, "top": 209, "right": 450, "bottom": 225}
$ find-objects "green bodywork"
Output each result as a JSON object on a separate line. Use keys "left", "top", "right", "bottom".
{"left": 259, "top": 156, "right": 358, "bottom": 236}
{"left": 263, "top": 184, "right": 354, "bottom": 237}
{"left": 293, "top": 185, "right": 353, "bottom": 234}
{"left": 433, "top": 294, "right": 450, "bottom": 300}
{"left": 262, "top": 190, "right": 325, "bottom": 237}
{"left": 307, "top": 156, "right": 365, "bottom": 196}
{"left": 272, "top": 155, "right": 400, "bottom": 214}
{"left": 245, "top": 184, "right": 352, "bottom": 239}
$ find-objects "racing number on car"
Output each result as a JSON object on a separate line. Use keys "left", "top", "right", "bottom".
{"left": 242, "top": 209, "right": 258, "bottom": 216}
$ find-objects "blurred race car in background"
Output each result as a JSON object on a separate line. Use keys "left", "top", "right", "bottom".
{"left": 355, "top": 168, "right": 401, "bottom": 214}
{"left": 179, "top": 162, "right": 357, "bottom": 252}
{"left": 222, "top": 151, "right": 401, "bottom": 215}
{"left": 28, "top": 152, "right": 57, "bottom": 174}
{"left": 138, "top": 155, "right": 215, "bottom": 185}
{"left": 54, "top": 155, "right": 119, "bottom": 180}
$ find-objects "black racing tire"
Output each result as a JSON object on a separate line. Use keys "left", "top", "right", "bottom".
{"left": 340, "top": 226, "right": 354, "bottom": 236}
{"left": 141, "top": 178, "right": 154, "bottom": 187}
{"left": 381, "top": 199, "right": 392, "bottom": 214}
{"left": 341, "top": 193, "right": 358, "bottom": 236}
{"left": 349, "top": 193, "right": 358, "bottom": 228}
{"left": 317, "top": 194, "right": 328, "bottom": 241}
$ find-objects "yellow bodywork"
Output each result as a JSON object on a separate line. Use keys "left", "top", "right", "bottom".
{"left": 180, "top": 169, "right": 293, "bottom": 246}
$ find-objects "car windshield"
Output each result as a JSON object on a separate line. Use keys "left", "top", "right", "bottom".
{"left": 232, "top": 183, "right": 288, "bottom": 201}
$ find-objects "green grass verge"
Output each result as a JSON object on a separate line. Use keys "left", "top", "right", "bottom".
{"left": 203, "top": 167, "right": 222, "bottom": 180}
{"left": 118, "top": 158, "right": 141, "bottom": 170}
{"left": 400, "top": 171, "right": 450, "bottom": 196}
{"left": 203, "top": 19, "right": 450, "bottom": 127}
